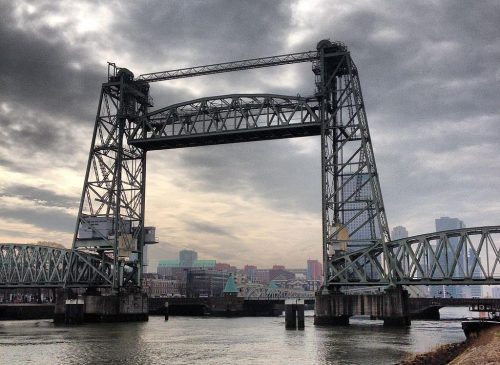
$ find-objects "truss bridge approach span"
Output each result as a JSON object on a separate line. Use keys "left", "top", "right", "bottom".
{"left": 0, "top": 244, "right": 112, "bottom": 288}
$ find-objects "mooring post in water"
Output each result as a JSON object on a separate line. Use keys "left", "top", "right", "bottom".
{"left": 164, "top": 302, "right": 169, "bottom": 321}
{"left": 297, "top": 299, "right": 305, "bottom": 330}
{"left": 285, "top": 299, "right": 297, "bottom": 329}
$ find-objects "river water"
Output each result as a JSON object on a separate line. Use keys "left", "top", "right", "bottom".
{"left": 0, "top": 309, "right": 470, "bottom": 365}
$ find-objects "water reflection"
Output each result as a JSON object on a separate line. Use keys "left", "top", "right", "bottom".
{"left": 0, "top": 316, "right": 465, "bottom": 365}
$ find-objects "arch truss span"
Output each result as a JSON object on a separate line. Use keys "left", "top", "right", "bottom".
{"left": 328, "top": 226, "right": 500, "bottom": 286}
{"left": 0, "top": 244, "right": 113, "bottom": 288}
{"left": 129, "top": 94, "right": 321, "bottom": 150}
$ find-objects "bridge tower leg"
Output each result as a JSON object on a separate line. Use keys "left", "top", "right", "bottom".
{"left": 314, "top": 40, "right": 400, "bottom": 325}
{"left": 61, "top": 65, "right": 152, "bottom": 322}
{"left": 316, "top": 40, "right": 391, "bottom": 288}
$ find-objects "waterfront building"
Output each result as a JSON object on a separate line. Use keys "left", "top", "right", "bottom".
{"left": 157, "top": 258, "right": 216, "bottom": 272}
{"left": 288, "top": 268, "right": 307, "bottom": 277}
{"left": 215, "top": 262, "right": 237, "bottom": 275}
{"left": 243, "top": 265, "right": 257, "bottom": 281}
{"left": 157, "top": 259, "right": 182, "bottom": 277}
{"left": 186, "top": 269, "right": 230, "bottom": 297}
{"left": 254, "top": 269, "right": 270, "bottom": 284}
{"left": 143, "top": 273, "right": 183, "bottom": 297}
{"left": 269, "top": 267, "right": 294, "bottom": 282}
{"left": 215, "top": 262, "right": 231, "bottom": 271}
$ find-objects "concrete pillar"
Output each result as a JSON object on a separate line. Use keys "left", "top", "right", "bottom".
{"left": 64, "top": 298, "right": 84, "bottom": 324}
{"left": 314, "top": 291, "right": 351, "bottom": 325}
{"left": 382, "top": 286, "right": 411, "bottom": 327}
{"left": 285, "top": 300, "right": 297, "bottom": 329}
{"left": 297, "top": 299, "right": 305, "bottom": 330}
{"left": 164, "top": 302, "right": 169, "bottom": 321}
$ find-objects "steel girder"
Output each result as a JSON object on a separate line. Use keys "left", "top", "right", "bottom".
{"left": 328, "top": 226, "right": 500, "bottom": 286}
{"left": 0, "top": 244, "right": 112, "bottom": 288}
{"left": 129, "top": 94, "right": 321, "bottom": 150}
{"left": 67, "top": 67, "right": 150, "bottom": 290}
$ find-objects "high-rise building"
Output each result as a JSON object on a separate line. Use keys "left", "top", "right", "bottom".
{"left": 391, "top": 226, "right": 409, "bottom": 240}
{"left": 179, "top": 249, "right": 198, "bottom": 268}
{"left": 430, "top": 217, "right": 466, "bottom": 298}
{"left": 307, "top": 259, "right": 322, "bottom": 281}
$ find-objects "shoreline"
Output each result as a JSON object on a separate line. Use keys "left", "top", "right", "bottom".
{"left": 398, "top": 327, "right": 499, "bottom": 365}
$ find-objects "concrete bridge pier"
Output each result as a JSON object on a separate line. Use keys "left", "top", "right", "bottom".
{"left": 314, "top": 286, "right": 411, "bottom": 327}
{"left": 54, "top": 289, "right": 148, "bottom": 323}
{"left": 314, "top": 291, "right": 352, "bottom": 325}
{"left": 382, "top": 286, "right": 411, "bottom": 327}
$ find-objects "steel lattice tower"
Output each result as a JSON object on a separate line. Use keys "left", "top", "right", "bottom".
{"left": 315, "top": 41, "right": 391, "bottom": 288}
{"left": 66, "top": 66, "right": 151, "bottom": 290}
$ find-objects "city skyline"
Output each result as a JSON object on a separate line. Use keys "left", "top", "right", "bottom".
{"left": 0, "top": 1, "right": 499, "bottom": 268}
{"left": 151, "top": 247, "right": 320, "bottom": 272}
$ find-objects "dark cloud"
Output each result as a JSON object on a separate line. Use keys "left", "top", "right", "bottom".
{"left": 0, "top": 105, "right": 86, "bottom": 172}
{"left": 188, "top": 220, "right": 234, "bottom": 238}
{"left": 0, "top": 206, "right": 75, "bottom": 234}
{"left": 0, "top": 2, "right": 102, "bottom": 122}
{"left": 0, "top": 185, "right": 78, "bottom": 209}
{"left": 112, "top": 0, "right": 291, "bottom": 68}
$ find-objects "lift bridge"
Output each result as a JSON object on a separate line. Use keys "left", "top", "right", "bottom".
{"left": 1, "top": 40, "right": 499, "bottom": 296}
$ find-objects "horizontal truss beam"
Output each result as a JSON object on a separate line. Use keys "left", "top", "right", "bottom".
{"left": 136, "top": 51, "right": 319, "bottom": 82}
{"left": 129, "top": 94, "right": 321, "bottom": 150}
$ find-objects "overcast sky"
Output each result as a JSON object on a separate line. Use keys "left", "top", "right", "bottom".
{"left": 0, "top": 0, "right": 499, "bottom": 270}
